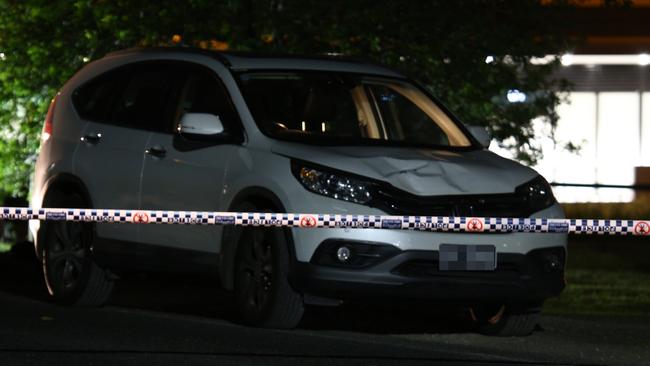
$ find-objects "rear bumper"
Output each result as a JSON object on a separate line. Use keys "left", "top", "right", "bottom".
{"left": 290, "top": 246, "right": 566, "bottom": 303}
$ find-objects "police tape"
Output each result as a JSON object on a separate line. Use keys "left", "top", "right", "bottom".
{"left": 1, "top": 207, "right": 649, "bottom": 236}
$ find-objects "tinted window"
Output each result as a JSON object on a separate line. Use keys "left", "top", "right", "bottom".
{"left": 72, "top": 70, "right": 126, "bottom": 123}
{"left": 111, "top": 66, "right": 178, "bottom": 132}
{"left": 73, "top": 63, "right": 183, "bottom": 132}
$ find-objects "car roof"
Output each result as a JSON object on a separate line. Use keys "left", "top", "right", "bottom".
{"left": 104, "top": 47, "right": 405, "bottom": 78}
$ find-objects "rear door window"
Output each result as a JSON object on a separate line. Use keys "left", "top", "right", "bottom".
{"left": 111, "top": 64, "right": 182, "bottom": 133}
{"left": 73, "top": 62, "right": 184, "bottom": 133}
{"left": 72, "top": 69, "right": 127, "bottom": 123}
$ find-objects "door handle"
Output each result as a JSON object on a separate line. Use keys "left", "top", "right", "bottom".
{"left": 80, "top": 132, "right": 102, "bottom": 145}
{"left": 145, "top": 145, "right": 166, "bottom": 158}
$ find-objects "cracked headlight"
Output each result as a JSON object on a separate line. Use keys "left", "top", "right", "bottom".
{"left": 291, "top": 161, "right": 374, "bottom": 205}
{"left": 516, "top": 175, "right": 556, "bottom": 213}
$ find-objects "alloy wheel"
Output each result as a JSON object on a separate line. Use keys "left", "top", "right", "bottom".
{"left": 238, "top": 229, "right": 274, "bottom": 313}
{"left": 45, "top": 221, "right": 87, "bottom": 295}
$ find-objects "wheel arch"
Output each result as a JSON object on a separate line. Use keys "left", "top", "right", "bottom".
{"left": 41, "top": 173, "right": 93, "bottom": 208}
{"left": 35, "top": 173, "right": 93, "bottom": 259}
{"left": 219, "top": 186, "right": 296, "bottom": 290}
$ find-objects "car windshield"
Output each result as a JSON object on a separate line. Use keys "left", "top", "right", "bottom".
{"left": 236, "top": 71, "right": 473, "bottom": 148}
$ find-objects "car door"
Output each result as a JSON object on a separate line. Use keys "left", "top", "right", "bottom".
{"left": 138, "top": 62, "right": 242, "bottom": 259}
{"left": 73, "top": 65, "right": 146, "bottom": 248}
{"left": 74, "top": 62, "right": 182, "bottom": 261}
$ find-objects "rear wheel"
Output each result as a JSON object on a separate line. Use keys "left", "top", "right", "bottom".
{"left": 41, "top": 194, "right": 113, "bottom": 306}
{"left": 471, "top": 302, "right": 542, "bottom": 337}
{"left": 235, "top": 225, "right": 304, "bottom": 328}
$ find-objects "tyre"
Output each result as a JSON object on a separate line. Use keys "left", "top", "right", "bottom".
{"left": 234, "top": 225, "right": 304, "bottom": 328}
{"left": 40, "top": 194, "right": 114, "bottom": 306}
{"left": 471, "top": 302, "right": 542, "bottom": 337}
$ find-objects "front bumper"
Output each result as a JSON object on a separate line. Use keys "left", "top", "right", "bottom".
{"left": 290, "top": 246, "right": 566, "bottom": 303}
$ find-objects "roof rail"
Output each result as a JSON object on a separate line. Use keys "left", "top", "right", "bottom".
{"left": 102, "top": 47, "right": 400, "bottom": 75}
{"left": 104, "top": 46, "right": 231, "bottom": 67}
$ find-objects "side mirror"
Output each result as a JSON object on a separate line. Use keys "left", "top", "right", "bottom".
{"left": 178, "top": 113, "right": 224, "bottom": 137}
{"left": 467, "top": 126, "right": 491, "bottom": 148}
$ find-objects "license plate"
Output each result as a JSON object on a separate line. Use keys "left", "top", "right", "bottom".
{"left": 439, "top": 244, "right": 497, "bottom": 271}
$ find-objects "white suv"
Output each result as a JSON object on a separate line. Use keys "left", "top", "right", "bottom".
{"left": 31, "top": 48, "right": 566, "bottom": 336}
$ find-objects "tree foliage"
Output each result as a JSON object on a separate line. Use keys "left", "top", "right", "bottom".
{"left": 0, "top": 0, "right": 577, "bottom": 197}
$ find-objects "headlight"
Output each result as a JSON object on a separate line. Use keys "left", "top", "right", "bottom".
{"left": 291, "top": 161, "right": 374, "bottom": 205}
{"left": 515, "top": 175, "right": 556, "bottom": 213}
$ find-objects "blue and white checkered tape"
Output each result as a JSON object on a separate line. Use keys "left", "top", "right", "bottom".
{"left": 1, "top": 207, "right": 649, "bottom": 236}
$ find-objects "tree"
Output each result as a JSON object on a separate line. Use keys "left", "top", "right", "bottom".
{"left": 0, "top": 0, "right": 577, "bottom": 198}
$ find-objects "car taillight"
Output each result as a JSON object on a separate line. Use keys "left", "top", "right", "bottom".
{"left": 42, "top": 94, "right": 59, "bottom": 142}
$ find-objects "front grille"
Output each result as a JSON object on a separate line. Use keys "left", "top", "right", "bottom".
{"left": 393, "top": 259, "right": 520, "bottom": 279}
{"left": 372, "top": 187, "right": 534, "bottom": 218}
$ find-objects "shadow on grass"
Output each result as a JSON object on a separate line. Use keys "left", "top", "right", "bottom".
{"left": 0, "top": 242, "right": 477, "bottom": 335}
{"left": 4, "top": 234, "right": 649, "bottom": 333}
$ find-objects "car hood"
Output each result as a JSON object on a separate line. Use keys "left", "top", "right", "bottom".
{"left": 271, "top": 143, "right": 539, "bottom": 196}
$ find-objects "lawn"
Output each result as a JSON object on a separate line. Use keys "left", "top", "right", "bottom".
{"left": 544, "top": 235, "right": 650, "bottom": 317}
{"left": 545, "top": 269, "right": 650, "bottom": 316}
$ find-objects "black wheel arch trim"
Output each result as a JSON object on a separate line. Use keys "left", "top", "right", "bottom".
{"left": 220, "top": 186, "right": 297, "bottom": 291}
{"left": 41, "top": 173, "right": 94, "bottom": 209}
{"left": 36, "top": 173, "right": 93, "bottom": 259}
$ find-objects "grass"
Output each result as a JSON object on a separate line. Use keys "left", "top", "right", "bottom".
{"left": 545, "top": 269, "right": 650, "bottom": 316}
{"left": 548, "top": 198, "right": 650, "bottom": 316}
{"left": 543, "top": 235, "right": 650, "bottom": 317}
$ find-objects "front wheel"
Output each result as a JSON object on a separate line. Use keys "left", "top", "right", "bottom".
{"left": 234, "top": 226, "right": 304, "bottom": 328}
{"left": 471, "top": 302, "right": 542, "bottom": 337}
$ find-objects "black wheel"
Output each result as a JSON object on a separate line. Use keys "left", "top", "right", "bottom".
{"left": 471, "top": 302, "right": 542, "bottom": 337}
{"left": 235, "top": 225, "right": 304, "bottom": 328}
{"left": 40, "top": 195, "right": 113, "bottom": 306}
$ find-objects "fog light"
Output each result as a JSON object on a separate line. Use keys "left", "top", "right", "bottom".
{"left": 311, "top": 240, "right": 401, "bottom": 268}
{"left": 336, "top": 246, "right": 351, "bottom": 262}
